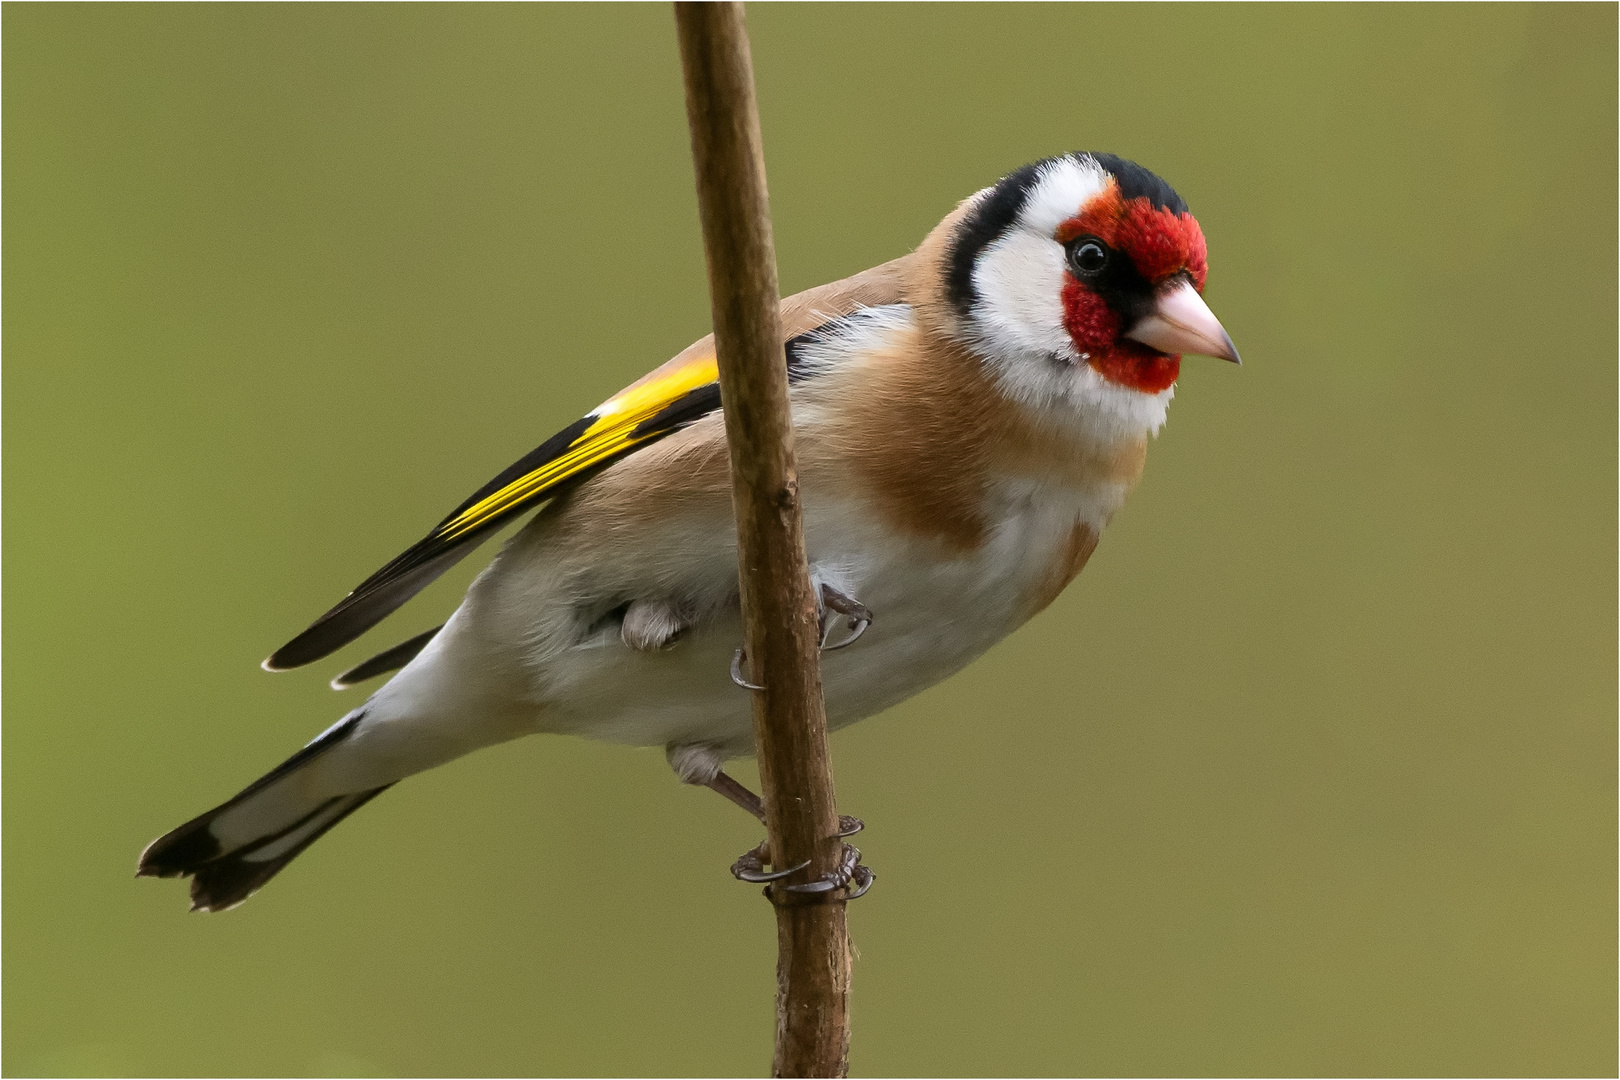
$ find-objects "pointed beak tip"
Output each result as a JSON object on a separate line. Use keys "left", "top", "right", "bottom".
{"left": 1220, "top": 334, "right": 1242, "bottom": 366}
{"left": 1124, "top": 281, "right": 1241, "bottom": 367}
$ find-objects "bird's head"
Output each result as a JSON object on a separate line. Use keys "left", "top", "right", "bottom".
{"left": 940, "top": 152, "right": 1237, "bottom": 418}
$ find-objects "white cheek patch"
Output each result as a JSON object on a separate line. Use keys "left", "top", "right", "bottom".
{"left": 963, "top": 154, "right": 1171, "bottom": 441}
{"left": 968, "top": 229, "right": 1071, "bottom": 361}
{"left": 966, "top": 156, "right": 1112, "bottom": 365}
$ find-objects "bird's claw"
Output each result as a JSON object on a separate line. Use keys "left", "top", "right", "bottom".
{"left": 837, "top": 815, "right": 864, "bottom": 837}
{"left": 844, "top": 863, "right": 875, "bottom": 899}
{"left": 730, "top": 647, "right": 765, "bottom": 691}
{"left": 819, "top": 584, "right": 873, "bottom": 652}
{"left": 731, "top": 841, "right": 809, "bottom": 883}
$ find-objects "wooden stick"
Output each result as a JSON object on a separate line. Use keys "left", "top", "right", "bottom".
{"left": 673, "top": 4, "right": 852, "bottom": 1076}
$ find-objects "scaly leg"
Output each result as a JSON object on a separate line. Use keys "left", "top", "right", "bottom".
{"left": 700, "top": 769, "right": 871, "bottom": 897}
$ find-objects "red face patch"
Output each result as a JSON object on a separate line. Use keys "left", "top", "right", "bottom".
{"left": 1061, "top": 278, "right": 1181, "bottom": 394}
{"left": 1055, "top": 182, "right": 1208, "bottom": 394}
{"left": 1056, "top": 184, "right": 1208, "bottom": 289}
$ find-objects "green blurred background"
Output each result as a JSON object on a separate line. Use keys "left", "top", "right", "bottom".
{"left": 6, "top": 4, "right": 1615, "bottom": 1076}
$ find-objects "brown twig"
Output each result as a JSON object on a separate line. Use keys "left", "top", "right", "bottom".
{"left": 673, "top": 3, "right": 852, "bottom": 1076}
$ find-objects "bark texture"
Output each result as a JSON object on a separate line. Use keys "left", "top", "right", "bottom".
{"left": 674, "top": 4, "right": 852, "bottom": 1075}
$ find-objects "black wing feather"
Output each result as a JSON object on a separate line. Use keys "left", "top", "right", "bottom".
{"left": 263, "top": 393, "right": 715, "bottom": 671}
{"left": 330, "top": 625, "right": 445, "bottom": 689}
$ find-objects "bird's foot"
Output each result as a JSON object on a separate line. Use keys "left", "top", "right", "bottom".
{"left": 729, "top": 585, "right": 872, "bottom": 690}
{"left": 730, "top": 833, "right": 874, "bottom": 901}
{"left": 818, "top": 584, "right": 872, "bottom": 651}
{"left": 702, "top": 770, "right": 874, "bottom": 899}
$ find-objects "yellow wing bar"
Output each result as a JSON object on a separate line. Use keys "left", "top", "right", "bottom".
{"left": 433, "top": 353, "right": 719, "bottom": 543}
{"left": 263, "top": 350, "right": 722, "bottom": 671}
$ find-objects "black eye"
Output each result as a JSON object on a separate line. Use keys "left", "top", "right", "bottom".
{"left": 1067, "top": 238, "right": 1108, "bottom": 277}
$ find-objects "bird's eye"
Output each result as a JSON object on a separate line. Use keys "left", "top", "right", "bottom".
{"left": 1067, "top": 238, "right": 1108, "bottom": 277}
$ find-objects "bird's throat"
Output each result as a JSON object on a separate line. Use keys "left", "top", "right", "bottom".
{"left": 1061, "top": 278, "right": 1180, "bottom": 394}
{"left": 1086, "top": 348, "right": 1180, "bottom": 395}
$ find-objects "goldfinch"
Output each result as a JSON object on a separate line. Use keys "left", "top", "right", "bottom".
{"left": 140, "top": 152, "right": 1239, "bottom": 911}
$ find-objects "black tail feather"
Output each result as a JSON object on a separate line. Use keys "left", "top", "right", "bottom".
{"left": 138, "top": 711, "right": 386, "bottom": 911}
{"left": 180, "top": 787, "right": 391, "bottom": 911}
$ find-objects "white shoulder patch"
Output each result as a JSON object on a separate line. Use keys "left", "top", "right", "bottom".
{"left": 789, "top": 304, "right": 915, "bottom": 378}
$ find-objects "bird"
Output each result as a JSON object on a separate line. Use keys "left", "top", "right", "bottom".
{"left": 139, "top": 151, "right": 1239, "bottom": 912}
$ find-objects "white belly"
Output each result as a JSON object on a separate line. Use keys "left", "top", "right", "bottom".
{"left": 437, "top": 480, "right": 1109, "bottom": 762}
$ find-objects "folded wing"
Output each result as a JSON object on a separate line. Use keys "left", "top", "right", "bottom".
{"left": 263, "top": 256, "right": 912, "bottom": 672}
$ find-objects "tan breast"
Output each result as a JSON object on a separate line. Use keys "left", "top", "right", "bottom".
{"left": 801, "top": 324, "right": 1148, "bottom": 560}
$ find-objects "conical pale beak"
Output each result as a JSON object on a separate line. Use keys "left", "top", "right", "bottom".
{"left": 1125, "top": 280, "right": 1241, "bottom": 364}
